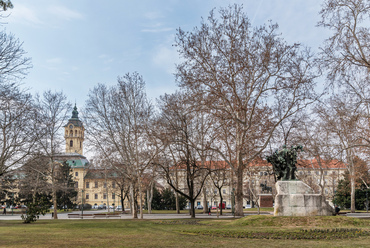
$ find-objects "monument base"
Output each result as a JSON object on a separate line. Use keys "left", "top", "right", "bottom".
{"left": 259, "top": 194, "right": 273, "bottom": 207}
{"left": 274, "top": 181, "right": 334, "bottom": 216}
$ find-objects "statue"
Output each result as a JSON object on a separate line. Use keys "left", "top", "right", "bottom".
{"left": 260, "top": 181, "right": 272, "bottom": 193}
{"left": 266, "top": 145, "right": 303, "bottom": 181}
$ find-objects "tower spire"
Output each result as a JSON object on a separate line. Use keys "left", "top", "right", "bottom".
{"left": 71, "top": 104, "right": 79, "bottom": 119}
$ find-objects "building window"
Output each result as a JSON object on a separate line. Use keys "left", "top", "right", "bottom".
{"left": 316, "top": 171, "right": 320, "bottom": 175}
{"left": 104, "top": 183, "right": 107, "bottom": 188}
{"left": 75, "top": 130, "right": 77, "bottom": 136}
{"left": 95, "top": 182, "right": 98, "bottom": 188}
{"left": 223, "top": 189, "right": 226, "bottom": 194}
{"left": 324, "top": 171, "right": 328, "bottom": 176}
{"left": 112, "top": 182, "right": 116, "bottom": 188}
{"left": 75, "top": 182, "right": 78, "bottom": 188}
{"left": 103, "top": 194, "right": 107, "bottom": 200}
{"left": 75, "top": 172, "right": 78, "bottom": 177}
{"left": 112, "top": 193, "right": 115, "bottom": 200}
{"left": 86, "top": 182, "right": 89, "bottom": 188}
{"left": 86, "top": 193, "right": 89, "bottom": 199}
{"left": 70, "top": 140, "right": 73, "bottom": 147}
{"left": 94, "top": 194, "right": 98, "bottom": 200}
{"left": 80, "top": 142, "right": 82, "bottom": 148}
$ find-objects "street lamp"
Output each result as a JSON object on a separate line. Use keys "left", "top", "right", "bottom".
{"left": 231, "top": 188, "right": 235, "bottom": 216}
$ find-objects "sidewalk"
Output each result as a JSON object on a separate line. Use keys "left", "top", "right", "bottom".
{"left": 0, "top": 210, "right": 251, "bottom": 221}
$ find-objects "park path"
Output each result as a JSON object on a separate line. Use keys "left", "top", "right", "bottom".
{"left": 0, "top": 210, "right": 270, "bottom": 220}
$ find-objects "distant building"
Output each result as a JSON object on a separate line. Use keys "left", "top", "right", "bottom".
{"left": 58, "top": 105, "right": 128, "bottom": 210}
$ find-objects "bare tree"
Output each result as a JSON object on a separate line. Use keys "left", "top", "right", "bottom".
{"left": 0, "top": 84, "right": 36, "bottom": 180}
{"left": 155, "top": 92, "right": 214, "bottom": 218}
{"left": 175, "top": 5, "right": 318, "bottom": 216}
{"left": 315, "top": 94, "right": 361, "bottom": 212}
{"left": 319, "top": 0, "right": 370, "bottom": 80}
{"left": 84, "top": 72, "right": 157, "bottom": 219}
{"left": 209, "top": 162, "right": 229, "bottom": 215}
{"left": 18, "top": 154, "right": 51, "bottom": 202}
{"left": 34, "top": 90, "right": 71, "bottom": 219}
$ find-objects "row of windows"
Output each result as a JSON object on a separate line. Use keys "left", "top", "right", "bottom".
{"left": 85, "top": 193, "right": 115, "bottom": 200}
{"left": 206, "top": 189, "right": 227, "bottom": 194}
{"left": 85, "top": 182, "right": 116, "bottom": 189}
{"left": 69, "top": 140, "right": 82, "bottom": 148}
{"left": 66, "top": 130, "right": 84, "bottom": 137}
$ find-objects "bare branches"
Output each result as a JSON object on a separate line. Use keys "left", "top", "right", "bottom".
{"left": 175, "top": 4, "right": 318, "bottom": 216}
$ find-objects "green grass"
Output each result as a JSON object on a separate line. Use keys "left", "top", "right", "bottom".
{"left": 0, "top": 216, "right": 369, "bottom": 247}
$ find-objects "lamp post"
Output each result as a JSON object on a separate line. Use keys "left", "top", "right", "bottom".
{"left": 366, "top": 188, "right": 369, "bottom": 213}
{"left": 81, "top": 189, "right": 84, "bottom": 219}
{"left": 231, "top": 188, "right": 235, "bottom": 216}
{"left": 81, "top": 162, "right": 86, "bottom": 219}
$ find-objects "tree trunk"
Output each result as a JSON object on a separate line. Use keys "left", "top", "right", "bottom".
{"left": 190, "top": 199, "right": 196, "bottom": 218}
{"left": 121, "top": 188, "right": 125, "bottom": 212}
{"left": 175, "top": 192, "right": 180, "bottom": 214}
{"left": 52, "top": 174, "right": 58, "bottom": 219}
{"left": 219, "top": 189, "right": 223, "bottom": 215}
{"left": 138, "top": 177, "right": 143, "bottom": 219}
{"left": 202, "top": 188, "right": 208, "bottom": 214}
{"left": 235, "top": 166, "right": 244, "bottom": 216}
{"left": 147, "top": 182, "right": 154, "bottom": 214}
{"left": 350, "top": 170, "right": 356, "bottom": 213}
{"left": 130, "top": 182, "right": 137, "bottom": 218}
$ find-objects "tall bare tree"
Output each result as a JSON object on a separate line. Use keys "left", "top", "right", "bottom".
{"left": 0, "top": 84, "right": 36, "bottom": 179}
{"left": 316, "top": 94, "right": 361, "bottom": 212}
{"left": 34, "top": 90, "right": 71, "bottom": 219}
{"left": 84, "top": 72, "right": 156, "bottom": 219}
{"left": 155, "top": 92, "right": 215, "bottom": 218}
{"left": 175, "top": 5, "right": 318, "bottom": 216}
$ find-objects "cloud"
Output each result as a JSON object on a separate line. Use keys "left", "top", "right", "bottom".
{"left": 152, "top": 43, "right": 179, "bottom": 74}
{"left": 8, "top": 4, "right": 42, "bottom": 26}
{"left": 98, "top": 54, "right": 114, "bottom": 64}
{"left": 48, "top": 5, "right": 84, "bottom": 21}
{"left": 144, "top": 11, "right": 164, "bottom": 20}
{"left": 141, "top": 27, "right": 173, "bottom": 33}
{"left": 46, "top": 57, "right": 62, "bottom": 64}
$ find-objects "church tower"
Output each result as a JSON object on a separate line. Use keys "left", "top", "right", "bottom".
{"left": 64, "top": 104, "right": 84, "bottom": 155}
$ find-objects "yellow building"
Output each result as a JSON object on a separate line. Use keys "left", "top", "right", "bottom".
{"left": 60, "top": 105, "right": 128, "bottom": 210}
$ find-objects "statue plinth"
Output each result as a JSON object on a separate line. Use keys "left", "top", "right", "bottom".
{"left": 274, "top": 181, "right": 334, "bottom": 216}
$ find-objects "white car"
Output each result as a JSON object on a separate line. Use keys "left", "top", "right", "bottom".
{"left": 116, "top": 206, "right": 122, "bottom": 211}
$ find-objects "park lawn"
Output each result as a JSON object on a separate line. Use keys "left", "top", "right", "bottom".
{"left": 0, "top": 216, "right": 369, "bottom": 248}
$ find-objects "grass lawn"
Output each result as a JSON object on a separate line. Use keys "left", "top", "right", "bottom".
{"left": 0, "top": 216, "right": 369, "bottom": 248}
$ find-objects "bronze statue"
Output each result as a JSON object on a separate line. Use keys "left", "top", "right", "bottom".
{"left": 266, "top": 145, "right": 303, "bottom": 181}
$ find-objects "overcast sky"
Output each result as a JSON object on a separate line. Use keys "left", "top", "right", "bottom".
{"left": 5, "top": 0, "right": 325, "bottom": 109}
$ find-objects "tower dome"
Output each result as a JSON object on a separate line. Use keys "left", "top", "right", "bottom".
{"left": 64, "top": 104, "right": 85, "bottom": 155}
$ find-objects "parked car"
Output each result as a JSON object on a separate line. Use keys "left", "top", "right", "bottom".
{"left": 98, "top": 204, "right": 106, "bottom": 209}
{"left": 226, "top": 204, "right": 232, "bottom": 209}
{"left": 196, "top": 205, "right": 203, "bottom": 209}
{"left": 218, "top": 203, "right": 226, "bottom": 209}
{"left": 115, "top": 206, "right": 122, "bottom": 211}
{"left": 14, "top": 205, "right": 27, "bottom": 209}
{"left": 211, "top": 205, "right": 217, "bottom": 210}
{"left": 245, "top": 204, "right": 251, "bottom": 208}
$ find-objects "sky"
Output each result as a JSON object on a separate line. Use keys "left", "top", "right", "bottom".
{"left": 4, "top": 0, "right": 326, "bottom": 109}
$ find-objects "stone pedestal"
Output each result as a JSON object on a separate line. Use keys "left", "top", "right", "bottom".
{"left": 259, "top": 194, "right": 273, "bottom": 207}
{"left": 274, "top": 181, "right": 334, "bottom": 216}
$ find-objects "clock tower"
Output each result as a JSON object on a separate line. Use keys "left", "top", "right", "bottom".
{"left": 64, "top": 104, "right": 84, "bottom": 155}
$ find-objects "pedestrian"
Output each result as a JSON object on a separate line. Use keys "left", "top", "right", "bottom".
{"left": 208, "top": 207, "right": 211, "bottom": 216}
{"left": 2, "top": 206, "right": 6, "bottom": 215}
{"left": 335, "top": 205, "right": 340, "bottom": 215}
